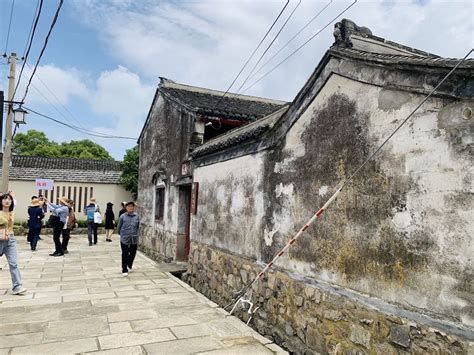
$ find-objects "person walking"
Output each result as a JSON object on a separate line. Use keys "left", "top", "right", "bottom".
{"left": 84, "top": 197, "right": 99, "bottom": 246}
{"left": 118, "top": 202, "right": 126, "bottom": 217}
{"left": 0, "top": 191, "right": 27, "bottom": 295}
{"left": 104, "top": 202, "right": 115, "bottom": 242}
{"left": 27, "top": 197, "right": 44, "bottom": 251}
{"left": 61, "top": 201, "right": 77, "bottom": 254}
{"left": 45, "top": 196, "right": 69, "bottom": 256}
{"left": 117, "top": 201, "right": 140, "bottom": 276}
{"left": 26, "top": 195, "right": 38, "bottom": 244}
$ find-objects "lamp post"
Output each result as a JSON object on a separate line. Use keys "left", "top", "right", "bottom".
{"left": 0, "top": 53, "right": 17, "bottom": 193}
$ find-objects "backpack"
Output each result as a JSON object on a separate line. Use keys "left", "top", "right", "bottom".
{"left": 86, "top": 206, "right": 95, "bottom": 221}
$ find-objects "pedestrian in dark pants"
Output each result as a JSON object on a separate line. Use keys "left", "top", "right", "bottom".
{"left": 61, "top": 202, "right": 77, "bottom": 254}
{"left": 84, "top": 197, "right": 99, "bottom": 246}
{"left": 104, "top": 202, "right": 115, "bottom": 242}
{"left": 27, "top": 198, "right": 44, "bottom": 251}
{"left": 45, "top": 196, "right": 69, "bottom": 257}
{"left": 117, "top": 201, "right": 139, "bottom": 276}
{"left": 27, "top": 195, "right": 38, "bottom": 244}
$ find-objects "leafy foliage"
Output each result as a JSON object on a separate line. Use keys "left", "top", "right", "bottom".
{"left": 13, "top": 130, "right": 113, "bottom": 160}
{"left": 119, "top": 145, "right": 138, "bottom": 199}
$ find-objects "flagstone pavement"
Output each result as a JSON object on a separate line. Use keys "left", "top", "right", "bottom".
{"left": 0, "top": 234, "right": 286, "bottom": 354}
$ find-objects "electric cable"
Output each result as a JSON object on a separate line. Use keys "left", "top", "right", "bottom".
{"left": 241, "top": 0, "right": 357, "bottom": 94}
{"left": 22, "top": 0, "right": 42, "bottom": 57}
{"left": 25, "top": 63, "right": 89, "bottom": 131}
{"left": 20, "top": 0, "right": 63, "bottom": 104}
{"left": 12, "top": 0, "right": 43, "bottom": 101}
{"left": 241, "top": 0, "right": 333, "bottom": 89}
{"left": 234, "top": 0, "right": 302, "bottom": 94}
{"left": 213, "top": 0, "right": 290, "bottom": 110}
{"left": 23, "top": 106, "right": 138, "bottom": 140}
{"left": 2, "top": 0, "right": 15, "bottom": 55}
{"left": 226, "top": 48, "right": 474, "bottom": 313}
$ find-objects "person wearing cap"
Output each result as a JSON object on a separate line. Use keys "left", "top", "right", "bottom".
{"left": 45, "top": 196, "right": 69, "bottom": 256}
{"left": 117, "top": 201, "right": 140, "bottom": 276}
{"left": 104, "top": 202, "right": 115, "bottom": 242}
{"left": 27, "top": 198, "right": 44, "bottom": 251}
{"left": 84, "top": 197, "right": 100, "bottom": 246}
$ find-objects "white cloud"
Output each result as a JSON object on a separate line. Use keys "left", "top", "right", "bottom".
{"left": 72, "top": 0, "right": 473, "bottom": 102}
{"left": 17, "top": 64, "right": 90, "bottom": 105}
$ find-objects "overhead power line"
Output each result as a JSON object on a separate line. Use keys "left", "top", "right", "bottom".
{"left": 241, "top": 0, "right": 334, "bottom": 89}
{"left": 213, "top": 0, "right": 290, "bottom": 109}
{"left": 235, "top": 0, "right": 302, "bottom": 94}
{"left": 20, "top": 0, "right": 63, "bottom": 104}
{"left": 22, "top": 0, "right": 42, "bottom": 57}
{"left": 12, "top": 0, "right": 43, "bottom": 101}
{"left": 2, "top": 0, "right": 15, "bottom": 55}
{"left": 23, "top": 106, "right": 138, "bottom": 140}
{"left": 241, "top": 0, "right": 358, "bottom": 94}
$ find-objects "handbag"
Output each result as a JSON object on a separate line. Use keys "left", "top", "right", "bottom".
{"left": 47, "top": 214, "right": 60, "bottom": 228}
{"left": 94, "top": 211, "right": 102, "bottom": 224}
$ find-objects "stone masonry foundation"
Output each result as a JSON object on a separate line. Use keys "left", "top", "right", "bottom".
{"left": 184, "top": 242, "right": 472, "bottom": 354}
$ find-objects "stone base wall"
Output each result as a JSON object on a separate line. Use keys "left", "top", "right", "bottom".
{"left": 184, "top": 242, "right": 471, "bottom": 354}
{"left": 139, "top": 224, "right": 177, "bottom": 263}
{"left": 13, "top": 227, "right": 106, "bottom": 236}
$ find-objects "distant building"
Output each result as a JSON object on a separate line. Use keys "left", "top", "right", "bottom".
{"left": 0, "top": 154, "right": 132, "bottom": 221}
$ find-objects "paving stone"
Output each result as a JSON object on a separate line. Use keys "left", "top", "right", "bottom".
{"left": 143, "top": 336, "right": 223, "bottom": 354}
{"left": 0, "top": 297, "right": 62, "bottom": 309}
{"left": 87, "top": 345, "right": 145, "bottom": 354}
{"left": 109, "top": 321, "right": 133, "bottom": 334}
{"left": 115, "top": 288, "right": 165, "bottom": 298}
{"left": 0, "top": 321, "right": 47, "bottom": 335}
{"left": 199, "top": 342, "right": 275, "bottom": 354}
{"left": 43, "top": 316, "right": 110, "bottom": 341}
{"left": 3, "top": 235, "right": 285, "bottom": 354}
{"left": 108, "top": 309, "right": 158, "bottom": 323}
{"left": 59, "top": 305, "right": 120, "bottom": 320}
{"left": 0, "top": 332, "right": 44, "bottom": 348}
{"left": 171, "top": 324, "right": 213, "bottom": 338}
{"left": 10, "top": 338, "right": 98, "bottom": 354}
{"left": 33, "top": 288, "right": 89, "bottom": 299}
{"left": 131, "top": 316, "right": 197, "bottom": 331}
{"left": 98, "top": 329, "right": 176, "bottom": 349}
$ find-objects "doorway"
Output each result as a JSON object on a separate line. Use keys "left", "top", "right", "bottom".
{"left": 177, "top": 185, "right": 192, "bottom": 261}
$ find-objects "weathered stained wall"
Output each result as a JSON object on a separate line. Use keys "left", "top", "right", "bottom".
{"left": 138, "top": 93, "right": 196, "bottom": 261}
{"left": 264, "top": 74, "right": 473, "bottom": 327}
{"left": 191, "top": 153, "right": 266, "bottom": 259}
{"left": 187, "top": 73, "right": 473, "bottom": 351}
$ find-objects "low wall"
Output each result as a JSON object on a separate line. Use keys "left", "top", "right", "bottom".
{"left": 184, "top": 242, "right": 472, "bottom": 354}
{"left": 13, "top": 227, "right": 108, "bottom": 236}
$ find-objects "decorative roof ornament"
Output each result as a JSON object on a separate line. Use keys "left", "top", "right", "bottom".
{"left": 333, "top": 19, "right": 372, "bottom": 48}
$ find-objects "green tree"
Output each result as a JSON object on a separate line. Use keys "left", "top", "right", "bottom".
{"left": 12, "top": 129, "right": 61, "bottom": 157}
{"left": 12, "top": 130, "right": 113, "bottom": 160}
{"left": 59, "top": 140, "right": 113, "bottom": 160}
{"left": 120, "top": 145, "right": 139, "bottom": 199}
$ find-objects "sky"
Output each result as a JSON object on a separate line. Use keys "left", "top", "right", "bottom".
{"left": 0, "top": 0, "right": 472, "bottom": 160}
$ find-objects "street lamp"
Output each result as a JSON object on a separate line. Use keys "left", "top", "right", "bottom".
{"left": 13, "top": 107, "right": 27, "bottom": 125}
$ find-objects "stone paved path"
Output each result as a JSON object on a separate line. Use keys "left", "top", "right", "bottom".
{"left": 0, "top": 234, "right": 286, "bottom": 354}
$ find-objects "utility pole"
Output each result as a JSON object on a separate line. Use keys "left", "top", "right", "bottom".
{"left": 1, "top": 53, "right": 17, "bottom": 194}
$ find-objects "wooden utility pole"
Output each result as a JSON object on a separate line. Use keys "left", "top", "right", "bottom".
{"left": 1, "top": 53, "right": 17, "bottom": 193}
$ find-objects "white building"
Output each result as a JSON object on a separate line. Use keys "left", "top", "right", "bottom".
{"left": 0, "top": 154, "right": 132, "bottom": 221}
